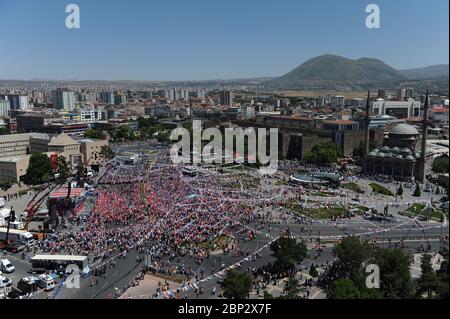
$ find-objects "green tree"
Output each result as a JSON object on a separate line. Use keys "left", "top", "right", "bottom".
{"left": 397, "top": 184, "right": 403, "bottom": 196}
{"left": 413, "top": 183, "right": 421, "bottom": 197}
{"left": 99, "top": 145, "right": 115, "bottom": 162}
{"left": 309, "top": 264, "right": 319, "bottom": 278}
{"left": 56, "top": 155, "right": 70, "bottom": 183}
{"left": 115, "top": 125, "right": 136, "bottom": 141}
{"left": 416, "top": 254, "right": 439, "bottom": 298}
{"left": 282, "top": 276, "right": 305, "bottom": 299}
{"left": 24, "top": 153, "right": 53, "bottom": 185}
{"left": 432, "top": 156, "right": 449, "bottom": 173}
{"left": 0, "top": 180, "right": 14, "bottom": 191}
{"left": 436, "top": 247, "right": 449, "bottom": 299}
{"left": 156, "top": 130, "right": 171, "bottom": 144}
{"left": 333, "top": 236, "right": 372, "bottom": 280}
{"left": 84, "top": 128, "right": 105, "bottom": 139}
{"left": 304, "top": 141, "right": 341, "bottom": 166}
{"left": 270, "top": 237, "right": 308, "bottom": 272}
{"left": 327, "top": 279, "right": 361, "bottom": 299}
{"left": 220, "top": 270, "right": 253, "bottom": 299}
{"left": 373, "top": 248, "right": 415, "bottom": 299}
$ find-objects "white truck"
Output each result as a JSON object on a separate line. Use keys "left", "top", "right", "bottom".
{"left": 0, "top": 227, "right": 35, "bottom": 245}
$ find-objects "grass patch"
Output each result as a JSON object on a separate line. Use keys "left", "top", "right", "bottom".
{"left": 401, "top": 203, "right": 445, "bottom": 221}
{"left": 369, "top": 183, "right": 394, "bottom": 196}
{"left": 284, "top": 202, "right": 349, "bottom": 219}
{"left": 342, "top": 182, "right": 361, "bottom": 192}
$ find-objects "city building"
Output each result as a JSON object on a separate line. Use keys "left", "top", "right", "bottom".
{"left": 429, "top": 106, "right": 449, "bottom": 123}
{"left": 220, "top": 91, "right": 233, "bottom": 106}
{"left": 371, "top": 98, "right": 421, "bottom": 119}
{"left": 0, "top": 99, "right": 10, "bottom": 117}
{"left": 80, "top": 109, "right": 104, "bottom": 122}
{"left": 16, "top": 114, "right": 54, "bottom": 132}
{"left": 79, "top": 138, "right": 109, "bottom": 166}
{"left": 100, "top": 92, "right": 115, "bottom": 104}
{"left": 53, "top": 89, "right": 75, "bottom": 111}
{"left": 114, "top": 94, "right": 127, "bottom": 106}
{"left": 0, "top": 154, "right": 32, "bottom": 183}
{"left": 0, "top": 133, "right": 31, "bottom": 158}
{"left": 7, "top": 94, "right": 29, "bottom": 110}
{"left": 47, "top": 133, "right": 82, "bottom": 168}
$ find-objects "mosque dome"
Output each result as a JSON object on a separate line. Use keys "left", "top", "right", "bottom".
{"left": 390, "top": 123, "right": 419, "bottom": 135}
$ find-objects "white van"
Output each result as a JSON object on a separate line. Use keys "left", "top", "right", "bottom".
{"left": 36, "top": 274, "right": 56, "bottom": 291}
{"left": 0, "top": 259, "right": 15, "bottom": 273}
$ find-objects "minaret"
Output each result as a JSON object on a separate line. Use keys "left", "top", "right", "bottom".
{"left": 418, "top": 90, "right": 429, "bottom": 183}
{"left": 364, "top": 90, "right": 371, "bottom": 156}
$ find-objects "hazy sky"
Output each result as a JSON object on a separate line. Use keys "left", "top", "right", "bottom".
{"left": 0, "top": 0, "right": 448, "bottom": 80}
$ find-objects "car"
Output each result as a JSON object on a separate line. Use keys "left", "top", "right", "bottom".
{"left": 0, "top": 274, "right": 12, "bottom": 288}
{"left": 36, "top": 274, "right": 56, "bottom": 291}
{"left": 0, "top": 258, "right": 15, "bottom": 273}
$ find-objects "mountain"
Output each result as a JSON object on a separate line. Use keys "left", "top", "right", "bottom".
{"left": 398, "top": 64, "right": 449, "bottom": 79}
{"left": 269, "top": 54, "right": 405, "bottom": 90}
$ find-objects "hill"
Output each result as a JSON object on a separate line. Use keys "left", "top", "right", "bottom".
{"left": 269, "top": 54, "right": 405, "bottom": 90}
{"left": 398, "top": 64, "right": 449, "bottom": 79}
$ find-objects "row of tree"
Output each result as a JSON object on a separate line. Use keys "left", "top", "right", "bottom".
{"left": 321, "top": 236, "right": 448, "bottom": 299}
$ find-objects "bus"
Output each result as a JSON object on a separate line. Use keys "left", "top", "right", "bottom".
{"left": 0, "top": 227, "right": 35, "bottom": 245}
{"left": 30, "top": 254, "right": 89, "bottom": 273}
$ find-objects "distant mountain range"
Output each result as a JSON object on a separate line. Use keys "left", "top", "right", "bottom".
{"left": 268, "top": 54, "right": 448, "bottom": 91}
{"left": 398, "top": 64, "right": 449, "bottom": 79}
{"left": 1, "top": 54, "right": 448, "bottom": 92}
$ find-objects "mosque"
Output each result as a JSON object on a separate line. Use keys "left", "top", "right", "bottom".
{"left": 362, "top": 92, "right": 433, "bottom": 182}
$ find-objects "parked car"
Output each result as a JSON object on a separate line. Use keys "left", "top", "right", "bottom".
{"left": 0, "top": 259, "right": 15, "bottom": 273}
{"left": 0, "top": 273, "right": 13, "bottom": 288}
{"left": 36, "top": 274, "right": 56, "bottom": 291}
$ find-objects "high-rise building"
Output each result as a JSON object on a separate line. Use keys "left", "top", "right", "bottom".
{"left": 7, "top": 94, "right": 29, "bottom": 110}
{"left": 397, "top": 88, "right": 406, "bottom": 101}
{"left": 220, "top": 90, "right": 233, "bottom": 106}
{"left": 100, "top": 92, "right": 115, "bottom": 104}
{"left": 196, "top": 88, "right": 206, "bottom": 101}
{"left": 53, "top": 89, "right": 75, "bottom": 111}
{"left": 377, "top": 89, "right": 386, "bottom": 99}
{"left": 0, "top": 99, "right": 10, "bottom": 117}
{"left": 114, "top": 94, "right": 127, "bottom": 105}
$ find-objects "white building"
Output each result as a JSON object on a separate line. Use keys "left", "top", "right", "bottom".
{"left": 80, "top": 109, "right": 104, "bottom": 122}
{"left": 371, "top": 98, "right": 421, "bottom": 119}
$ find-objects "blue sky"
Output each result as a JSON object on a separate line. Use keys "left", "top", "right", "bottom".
{"left": 0, "top": 0, "right": 448, "bottom": 80}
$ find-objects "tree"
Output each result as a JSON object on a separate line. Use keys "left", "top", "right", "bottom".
{"left": 436, "top": 247, "right": 449, "bottom": 299}
{"left": 416, "top": 254, "right": 439, "bottom": 298}
{"left": 309, "top": 264, "right": 319, "bottom": 278}
{"left": 56, "top": 155, "right": 70, "bottom": 183}
{"left": 220, "top": 270, "right": 253, "bottom": 299}
{"left": 413, "top": 183, "right": 421, "bottom": 197}
{"left": 24, "top": 153, "right": 53, "bottom": 185}
{"left": 99, "top": 145, "right": 115, "bottom": 163}
{"left": 327, "top": 279, "right": 361, "bottom": 299}
{"left": 115, "top": 125, "right": 136, "bottom": 141}
{"left": 0, "top": 180, "right": 14, "bottom": 191}
{"left": 373, "top": 248, "right": 415, "bottom": 299}
{"left": 332, "top": 236, "right": 372, "bottom": 280}
{"left": 397, "top": 184, "right": 403, "bottom": 196}
{"left": 84, "top": 128, "right": 105, "bottom": 140}
{"left": 282, "top": 276, "right": 305, "bottom": 299}
{"left": 270, "top": 237, "right": 308, "bottom": 272}
{"left": 156, "top": 130, "right": 171, "bottom": 144}
{"left": 304, "top": 141, "right": 341, "bottom": 166}
{"left": 432, "top": 156, "right": 449, "bottom": 173}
